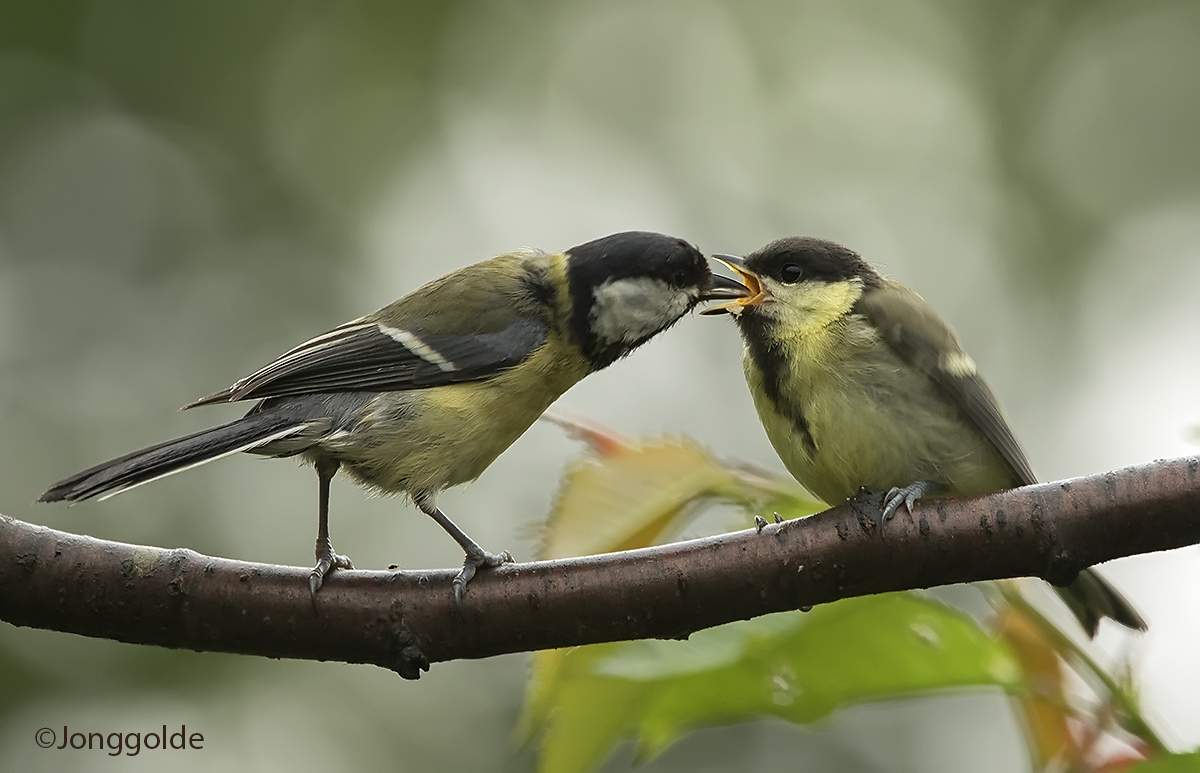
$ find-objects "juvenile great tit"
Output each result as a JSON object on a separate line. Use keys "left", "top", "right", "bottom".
{"left": 703, "top": 236, "right": 1146, "bottom": 637}
{"left": 41, "top": 231, "right": 749, "bottom": 602}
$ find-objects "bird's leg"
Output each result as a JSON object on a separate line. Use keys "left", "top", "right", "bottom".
{"left": 881, "top": 480, "right": 944, "bottom": 520}
{"left": 414, "top": 493, "right": 513, "bottom": 604}
{"left": 310, "top": 457, "right": 354, "bottom": 604}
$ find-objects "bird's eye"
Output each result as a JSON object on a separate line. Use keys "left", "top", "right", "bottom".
{"left": 779, "top": 264, "right": 802, "bottom": 283}
{"left": 671, "top": 269, "right": 689, "bottom": 286}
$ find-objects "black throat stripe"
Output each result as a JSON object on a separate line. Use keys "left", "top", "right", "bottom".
{"left": 738, "top": 312, "right": 816, "bottom": 455}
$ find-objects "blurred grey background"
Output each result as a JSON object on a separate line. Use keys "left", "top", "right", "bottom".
{"left": 1, "top": 1, "right": 1198, "bottom": 770}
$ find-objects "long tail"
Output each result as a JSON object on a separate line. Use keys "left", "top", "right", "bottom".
{"left": 1055, "top": 568, "right": 1147, "bottom": 638}
{"left": 39, "top": 413, "right": 312, "bottom": 503}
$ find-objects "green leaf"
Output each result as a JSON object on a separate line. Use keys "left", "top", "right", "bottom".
{"left": 1125, "top": 752, "right": 1200, "bottom": 772}
{"left": 541, "top": 437, "right": 736, "bottom": 559}
{"left": 533, "top": 643, "right": 648, "bottom": 773}
{"left": 525, "top": 424, "right": 1015, "bottom": 773}
{"left": 536, "top": 415, "right": 820, "bottom": 560}
{"left": 531, "top": 594, "right": 1021, "bottom": 773}
{"left": 521, "top": 422, "right": 822, "bottom": 759}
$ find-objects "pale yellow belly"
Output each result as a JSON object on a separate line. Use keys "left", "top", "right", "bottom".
{"left": 745, "top": 347, "right": 1016, "bottom": 506}
{"left": 330, "top": 339, "right": 589, "bottom": 496}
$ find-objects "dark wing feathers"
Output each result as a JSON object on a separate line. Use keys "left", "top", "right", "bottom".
{"left": 857, "top": 282, "right": 1146, "bottom": 636}
{"left": 405, "top": 317, "right": 547, "bottom": 388}
{"left": 185, "top": 315, "right": 548, "bottom": 408}
{"left": 856, "top": 281, "right": 1036, "bottom": 487}
{"left": 184, "top": 254, "right": 555, "bottom": 408}
{"left": 947, "top": 373, "right": 1036, "bottom": 486}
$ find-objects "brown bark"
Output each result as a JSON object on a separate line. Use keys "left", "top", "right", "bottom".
{"left": 2, "top": 456, "right": 1197, "bottom": 679}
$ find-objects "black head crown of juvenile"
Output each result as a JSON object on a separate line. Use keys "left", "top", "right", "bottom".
{"left": 705, "top": 236, "right": 1146, "bottom": 638}
{"left": 41, "top": 231, "right": 749, "bottom": 604}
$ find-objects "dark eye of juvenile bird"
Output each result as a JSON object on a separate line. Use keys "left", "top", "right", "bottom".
{"left": 779, "top": 264, "right": 803, "bottom": 283}
{"left": 671, "top": 269, "right": 689, "bottom": 286}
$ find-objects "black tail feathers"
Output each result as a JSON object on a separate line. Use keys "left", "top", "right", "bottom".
{"left": 39, "top": 413, "right": 310, "bottom": 504}
{"left": 1054, "top": 567, "right": 1147, "bottom": 638}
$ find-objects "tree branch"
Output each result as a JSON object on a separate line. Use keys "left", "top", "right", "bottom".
{"left": 2, "top": 456, "right": 1197, "bottom": 679}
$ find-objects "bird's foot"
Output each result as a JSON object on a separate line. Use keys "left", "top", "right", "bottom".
{"left": 753, "top": 513, "right": 784, "bottom": 533}
{"left": 881, "top": 480, "right": 939, "bottom": 520}
{"left": 453, "top": 547, "right": 514, "bottom": 604}
{"left": 310, "top": 542, "right": 354, "bottom": 602}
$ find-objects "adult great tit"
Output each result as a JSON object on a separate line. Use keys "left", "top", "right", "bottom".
{"left": 704, "top": 236, "right": 1145, "bottom": 637}
{"left": 41, "top": 231, "right": 749, "bottom": 602}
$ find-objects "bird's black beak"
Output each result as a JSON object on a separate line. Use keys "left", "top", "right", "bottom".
{"left": 700, "top": 271, "right": 752, "bottom": 302}
{"left": 700, "top": 254, "right": 766, "bottom": 315}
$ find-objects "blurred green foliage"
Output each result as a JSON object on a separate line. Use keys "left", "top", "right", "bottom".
{"left": 1, "top": 0, "right": 464, "bottom": 216}
{"left": 527, "top": 597, "right": 1021, "bottom": 773}
{"left": 2, "top": 0, "right": 1199, "bottom": 770}
{"left": 526, "top": 426, "right": 1166, "bottom": 773}
{"left": 1127, "top": 752, "right": 1200, "bottom": 772}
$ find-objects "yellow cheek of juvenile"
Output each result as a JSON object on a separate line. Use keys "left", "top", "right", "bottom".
{"left": 770, "top": 280, "right": 865, "bottom": 368}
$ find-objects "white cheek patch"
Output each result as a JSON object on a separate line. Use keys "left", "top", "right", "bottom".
{"left": 590, "top": 277, "right": 693, "bottom": 345}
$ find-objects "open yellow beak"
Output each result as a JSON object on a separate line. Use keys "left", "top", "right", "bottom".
{"left": 700, "top": 255, "right": 768, "bottom": 316}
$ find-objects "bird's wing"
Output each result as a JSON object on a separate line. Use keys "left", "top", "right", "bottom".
{"left": 855, "top": 281, "right": 1036, "bottom": 486}
{"left": 186, "top": 259, "right": 550, "bottom": 408}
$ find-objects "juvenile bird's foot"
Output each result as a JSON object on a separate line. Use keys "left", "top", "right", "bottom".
{"left": 453, "top": 547, "right": 514, "bottom": 604}
{"left": 882, "top": 480, "right": 940, "bottom": 520}
{"left": 310, "top": 540, "right": 354, "bottom": 602}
